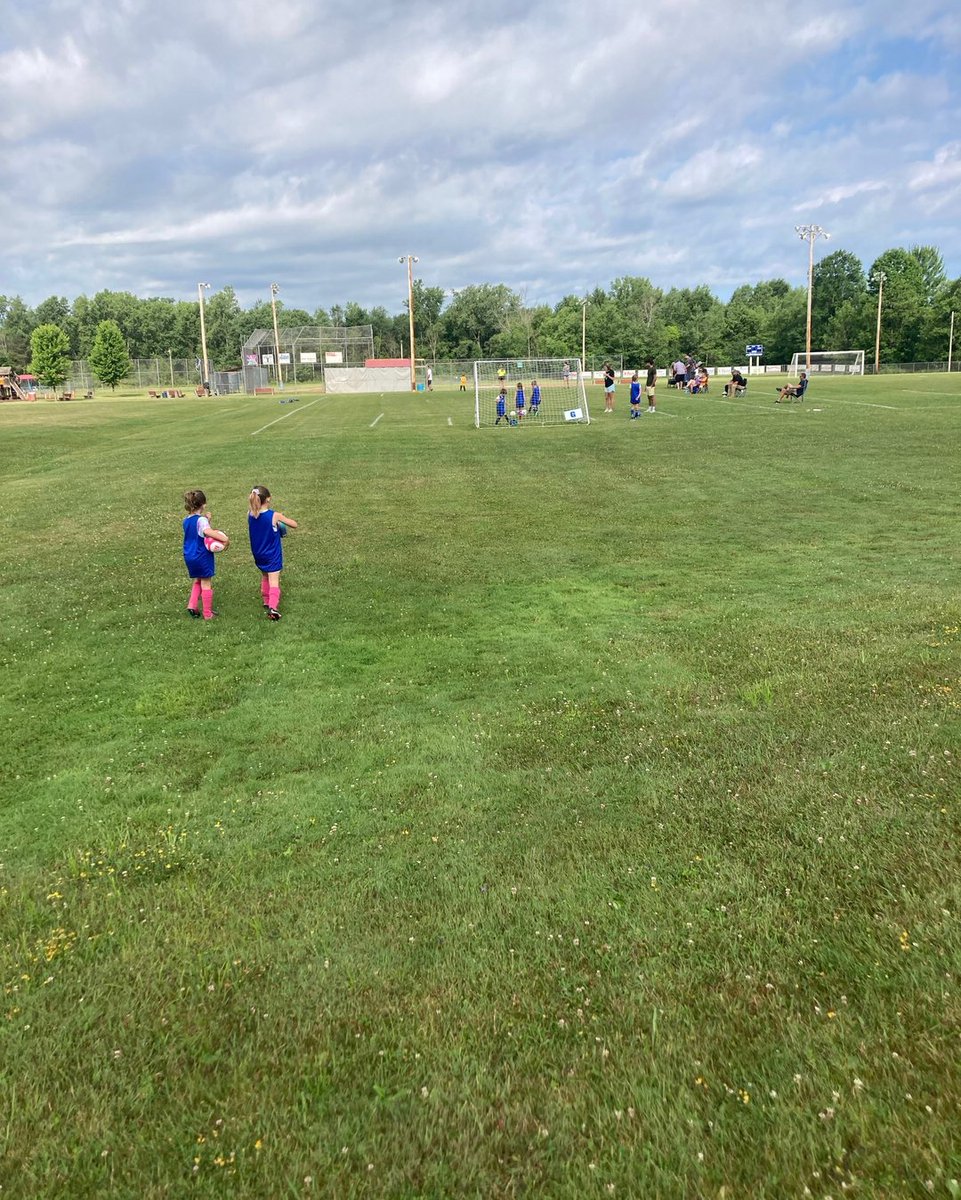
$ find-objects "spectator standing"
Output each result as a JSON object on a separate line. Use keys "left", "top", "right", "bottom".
{"left": 603, "top": 363, "right": 616, "bottom": 413}
{"left": 645, "top": 359, "right": 657, "bottom": 413}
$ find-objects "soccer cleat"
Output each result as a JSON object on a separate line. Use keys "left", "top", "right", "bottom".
{"left": 186, "top": 607, "right": 200, "bottom": 618}
{"left": 267, "top": 608, "right": 282, "bottom": 621}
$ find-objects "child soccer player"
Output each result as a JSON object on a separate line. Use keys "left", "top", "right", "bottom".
{"left": 248, "top": 485, "right": 299, "bottom": 621}
{"left": 629, "top": 371, "right": 641, "bottom": 418}
{"left": 515, "top": 380, "right": 526, "bottom": 420}
{"left": 529, "top": 379, "right": 541, "bottom": 415}
{"left": 495, "top": 387, "right": 509, "bottom": 425}
{"left": 182, "top": 489, "right": 229, "bottom": 620}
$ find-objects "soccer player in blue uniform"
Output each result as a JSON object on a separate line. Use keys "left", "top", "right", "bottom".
{"left": 248, "top": 485, "right": 299, "bottom": 620}
{"left": 495, "top": 388, "right": 509, "bottom": 425}
{"left": 182, "top": 489, "right": 228, "bottom": 620}
{"left": 529, "top": 380, "right": 541, "bottom": 416}
{"left": 515, "top": 381, "right": 526, "bottom": 421}
{"left": 629, "top": 371, "right": 641, "bottom": 418}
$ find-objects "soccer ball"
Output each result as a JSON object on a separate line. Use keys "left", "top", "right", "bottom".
{"left": 204, "top": 532, "right": 228, "bottom": 552}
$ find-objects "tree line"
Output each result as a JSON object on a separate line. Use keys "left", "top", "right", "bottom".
{"left": 2, "top": 244, "right": 958, "bottom": 379}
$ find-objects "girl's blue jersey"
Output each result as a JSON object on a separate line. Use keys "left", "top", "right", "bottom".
{"left": 531, "top": 386, "right": 541, "bottom": 406}
{"left": 515, "top": 386, "right": 525, "bottom": 408}
{"left": 248, "top": 509, "right": 283, "bottom": 572}
{"left": 496, "top": 396, "right": 507, "bottom": 415}
{"left": 630, "top": 381, "right": 641, "bottom": 402}
{"left": 183, "top": 513, "right": 215, "bottom": 578}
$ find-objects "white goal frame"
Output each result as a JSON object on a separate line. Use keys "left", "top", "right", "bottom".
{"left": 473, "top": 358, "right": 590, "bottom": 428}
{"left": 789, "top": 350, "right": 865, "bottom": 375}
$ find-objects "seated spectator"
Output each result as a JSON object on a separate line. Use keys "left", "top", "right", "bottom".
{"left": 723, "top": 368, "right": 747, "bottom": 397}
{"left": 776, "top": 372, "right": 808, "bottom": 402}
{"left": 686, "top": 366, "right": 709, "bottom": 394}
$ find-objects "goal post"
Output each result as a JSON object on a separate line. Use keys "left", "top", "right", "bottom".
{"left": 473, "top": 358, "right": 590, "bottom": 428}
{"left": 789, "top": 350, "right": 865, "bottom": 375}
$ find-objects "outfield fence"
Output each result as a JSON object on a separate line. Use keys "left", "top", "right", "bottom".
{"left": 27, "top": 356, "right": 955, "bottom": 399}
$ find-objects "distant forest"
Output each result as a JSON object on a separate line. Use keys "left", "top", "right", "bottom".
{"left": 2, "top": 245, "right": 958, "bottom": 369}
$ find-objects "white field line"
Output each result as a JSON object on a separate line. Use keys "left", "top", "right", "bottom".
{"left": 250, "top": 396, "right": 324, "bottom": 435}
{"left": 714, "top": 398, "right": 780, "bottom": 411}
{"left": 370, "top": 412, "right": 385, "bottom": 428}
{"left": 448, "top": 417, "right": 453, "bottom": 425}
{"left": 820, "top": 399, "right": 899, "bottom": 410}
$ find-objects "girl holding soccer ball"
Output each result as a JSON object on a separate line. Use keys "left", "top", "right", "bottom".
{"left": 248, "top": 485, "right": 299, "bottom": 621}
{"left": 182, "top": 489, "right": 229, "bottom": 620}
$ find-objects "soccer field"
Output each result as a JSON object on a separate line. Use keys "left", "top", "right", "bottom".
{"left": 2, "top": 375, "right": 960, "bottom": 1197}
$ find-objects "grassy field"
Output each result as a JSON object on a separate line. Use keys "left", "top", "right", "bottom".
{"left": 1, "top": 374, "right": 959, "bottom": 1198}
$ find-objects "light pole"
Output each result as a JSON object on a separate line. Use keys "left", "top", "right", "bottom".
{"left": 581, "top": 297, "right": 589, "bottom": 377}
{"left": 270, "top": 283, "right": 283, "bottom": 385}
{"left": 872, "top": 271, "right": 886, "bottom": 375}
{"left": 197, "top": 282, "right": 211, "bottom": 393}
{"left": 949, "top": 311, "right": 955, "bottom": 373}
{"left": 399, "top": 255, "right": 419, "bottom": 390}
{"left": 795, "top": 225, "right": 830, "bottom": 371}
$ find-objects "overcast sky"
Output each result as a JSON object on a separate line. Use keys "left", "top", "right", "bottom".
{"left": 2, "top": 0, "right": 960, "bottom": 315}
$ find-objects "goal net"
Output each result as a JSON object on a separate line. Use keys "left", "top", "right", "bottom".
{"left": 474, "top": 358, "right": 590, "bottom": 428}
{"left": 789, "top": 350, "right": 864, "bottom": 375}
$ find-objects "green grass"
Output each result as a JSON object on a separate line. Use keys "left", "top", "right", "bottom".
{"left": 1, "top": 375, "right": 960, "bottom": 1198}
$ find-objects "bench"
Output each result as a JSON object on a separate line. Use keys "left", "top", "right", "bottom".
{"left": 255, "top": 387, "right": 274, "bottom": 395}
{"left": 59, "top": 391, "right": 75, "bottom": 401}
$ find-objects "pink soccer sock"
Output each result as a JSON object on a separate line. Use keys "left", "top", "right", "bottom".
{"left": 188, "top": 581, "right": 202, "bottom": 611}
{"left": 261, "top": 577, "right": 270, "bottom": 603}
{"left": 268, "top": 586, "right": 281, "bottom": 611}
{"left": 202, "top": 588, "right": 214, "bottom": 619}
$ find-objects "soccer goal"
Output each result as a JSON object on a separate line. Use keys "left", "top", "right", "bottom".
{"left": 789, "top": 350, "right": 865, "bottom": 375}
{"left": 474, "top": 358, "right": 590, "bottom": 428}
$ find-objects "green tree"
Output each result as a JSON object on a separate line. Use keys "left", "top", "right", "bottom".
{"left": 29, "top": 323, "right": 71, "bottom": 390}
{"left": 812, "top": 249, "right": 866, "bottom": 341}
{"left": 440, "top": 284, "right": 519, "bottom": 357}
{"left": 910, "top": 245, "right": 946, "bottom": 305}
{"left": 0, "top": 296, "right": 36, "bottom": 370}
{"left": 868, "top": 249, "right": 926, "bottom": 363}
{"left": 88, "top": 319, "right": 130, "bottom": 389}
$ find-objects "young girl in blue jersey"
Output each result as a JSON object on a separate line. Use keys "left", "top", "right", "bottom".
{"left": 529, "top": 380, "right": 541, "bottom": 415}
{"left": 514, "top": 381, "right": 526, "bottom": 420}
{"left": 629, "top": 371, "right": 641, "bottom": 418}
{"left": 182, "top": 489, "right": 229, "bottom": 620}
{"left": 495, "top": 388, "right": 509, "bottom": 425}
{"left": 248, "top": 485, "right": 299, "bottom": 621}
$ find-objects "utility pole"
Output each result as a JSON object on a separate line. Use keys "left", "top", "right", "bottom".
{"left": 197, "top": 282, "right": 211, "bottom": 393}
{"left": 399, "top": 255, "right": 419, "bottom": 390}
{"left": 270, "top": 283, "right": 283, "bottom": 385}
{"left": 795, "top": 225, "right": 830, "bottom": 371}
{"left": 873, "top": 272, "right": 886, "bottom": 374}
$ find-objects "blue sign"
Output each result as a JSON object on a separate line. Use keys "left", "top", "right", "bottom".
{"left": 746, "top": 344, "right": 764, "bottom": 356}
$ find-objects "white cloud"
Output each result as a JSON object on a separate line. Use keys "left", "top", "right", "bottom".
{"left": 2, "top": 0, "right": 961, "bottom": 309}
